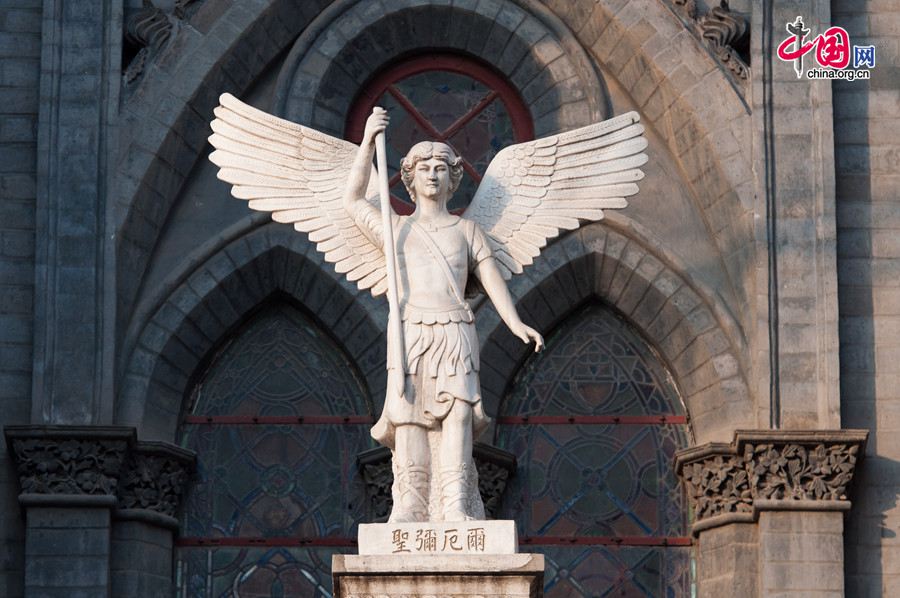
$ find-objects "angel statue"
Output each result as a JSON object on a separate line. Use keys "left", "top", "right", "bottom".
{"left": 208, "top": 93, "right": 647, "bottom": 524}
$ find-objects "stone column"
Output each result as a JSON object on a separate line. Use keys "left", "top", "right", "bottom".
{"left": 752, "top": 0, "right": 842, "bottom": 428}
{"left": 5, "top": 427, "right": 195, "bottom": 598}
{"left": 33, "top": 0, "right": 121, "bottom": 425}
{"left": 6, "top": 426, "right": 133, "bottom": 597}
{"left": 677, "top": 430, "right": 867, "bottom": 597}
{"left": 111, "top": 441, "right": 195, "bottom": 598}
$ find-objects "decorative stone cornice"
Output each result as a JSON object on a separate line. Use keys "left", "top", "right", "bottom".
{"left": 5, "top": 426, "right": 196, "bottom": 526}
{"left": 699, "top": 3, "right": 750, "bottom": 81}
{"left": 358, "top": 442, "right": 517, "bottom": 522}
{"left": 6, "top": 426, "right": 134, "bottom": 506}
{"left": 676, "top": 429, "right": 868, "bottom": 534}
{"left": 117, "top": 441, "right": 196, "bottom": 529}
{"left": 668, "top": 0, "right": 750, "bottom": 82}
{"left": 122, "top": 0, "right": 206, "bottom": 87}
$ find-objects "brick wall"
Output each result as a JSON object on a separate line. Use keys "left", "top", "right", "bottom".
{"left": 834, "top": 1, "right": 900, "bottom": 596}
{"left": 0, "top": 1, "right": 40, "bottom": 596}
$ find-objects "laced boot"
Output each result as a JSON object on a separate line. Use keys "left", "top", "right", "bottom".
{"left": 440, "top": 462, "right": 473, "bottom": 522}
{"left": 388, "top": 461, "right": 429, "bottom": 523}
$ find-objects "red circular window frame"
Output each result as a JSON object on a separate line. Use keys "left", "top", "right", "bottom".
{"left": 346, "top": 53, "right": 534, "bottom": 214}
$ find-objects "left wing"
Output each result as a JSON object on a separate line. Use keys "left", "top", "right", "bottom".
{"left": 208, "top": 93, "right": 389, "bottom": 296}
{"left": 463, "top": 112, "right": 647, "bottom": 278}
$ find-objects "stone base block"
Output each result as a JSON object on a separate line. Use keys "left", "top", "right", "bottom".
{"left": 358, "top": 520, "right": 517, "bottom": 555}
{"left": 332, "top": 553, "right": 544, "bottom": 598}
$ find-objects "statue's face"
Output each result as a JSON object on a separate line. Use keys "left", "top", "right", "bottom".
{"left": 411, "top": 157, "right": 451, "bottom": 203}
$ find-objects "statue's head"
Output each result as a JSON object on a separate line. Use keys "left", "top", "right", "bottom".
{"left": 400, "top": 141, "right": 464, "bottom": 202}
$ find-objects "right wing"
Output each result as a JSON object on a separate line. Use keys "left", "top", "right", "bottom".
{"left": 208, "top": 93, "right": 388, "bottom": 296}
{"left": 463, "top": 112, "right": 647, "bottom": 278}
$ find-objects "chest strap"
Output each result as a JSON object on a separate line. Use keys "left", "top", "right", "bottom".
{"left": 407, "top": 219, "right": 472, "bottom": 318}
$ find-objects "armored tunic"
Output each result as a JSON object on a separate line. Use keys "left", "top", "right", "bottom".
{"left": 352, "top": 203, "right": 493, "bottom": 447}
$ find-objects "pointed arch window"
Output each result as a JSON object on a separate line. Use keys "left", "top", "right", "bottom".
{"left": 175, "top": 304, "right": 373, "bottom": 597}
{"left": 496, "top": 304, "right": 693, "bottom": 597}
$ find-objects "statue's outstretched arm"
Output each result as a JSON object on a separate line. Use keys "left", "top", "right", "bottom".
{"left": 475, "top": 256, "right": 544, "bottom": 352}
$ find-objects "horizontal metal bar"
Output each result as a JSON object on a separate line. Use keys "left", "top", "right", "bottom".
{"left": 520, "top": 536, "right": 692, "bottom": 547}
{"left": 175, "top": 536, "right": 691, "bottom": 548}
{"left": 176, "top": 537, "right": 358, "bottom": 547}
{"left": 182, "top": 415, "right": 374, "bottom": 425}
{"left": 496, "top": 415, "right": 688, "bottom": 425}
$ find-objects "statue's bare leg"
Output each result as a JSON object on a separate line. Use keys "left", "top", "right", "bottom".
{"left": 390, "top": 423, "right": 430, "bottom": 522}
{"left": 439, "top": 399, "right": 473, "bottom": 521}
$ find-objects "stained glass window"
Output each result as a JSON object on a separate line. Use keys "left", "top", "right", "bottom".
{"left": 175, "top": 304, "right": 373, "bottom": 597}
{"left": 346, "top": 54, "right": 533, "bottom": 214}
{"left": 496, "top": 303, "right": 692, "bottom": 597}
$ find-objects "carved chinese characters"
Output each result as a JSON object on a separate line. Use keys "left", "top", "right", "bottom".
{"left": 358, "top": 520, "right": 517, "bottom": 555}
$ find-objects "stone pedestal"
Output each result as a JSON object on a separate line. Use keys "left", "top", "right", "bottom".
{"left": 334, "top": 520, "right": 544, "bottom": 597}
{"left": 333, "top": 554, "right": 544, "bottom": 598}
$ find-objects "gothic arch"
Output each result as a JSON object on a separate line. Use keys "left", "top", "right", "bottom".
{"left": 114, "top": 0, "right": 757, "bottom": 356}
{"left": 543, "top": 0, "right": 757, "bottom": 328}
{"left": 273, "top": 0, "right": 609, "bottom": 136}
{"left": 475, "top": 221, "right": 753, "bottom": 444}
{"left": 116, "top": 225, "right": 387, "bottom": 441}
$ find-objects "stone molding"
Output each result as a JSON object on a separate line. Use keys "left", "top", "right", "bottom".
{"left": 274, "top": 0, "right": 609, "bottom": 137}
{"left": 358, "top": 442, "right": 517, "bottom": 522}
{"left": 122, "top": 0, "right": 205, "bottom": 87}
{"left": 333, "top": 553, "right": 544, "bottom": 598}
{"left": 5, "top": 426, "right": 195, "bottom": 527}
{"left": 676, "top": 429, "right": 868, "bottom": 534}
{"left": 668, "top": 0, "right": 750, "bottom": 82}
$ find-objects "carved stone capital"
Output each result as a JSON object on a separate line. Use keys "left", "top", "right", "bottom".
{"left": 5, "top": 426, "right": 135, "bottom": 505}
{"left": 116, "top": 441, "right": 196, "bottom": 529}
{"left": 5, "top": 426, "right": 196, "bottom": 526}
{"left": 676, "top": 429, "right": 868, "bottom": 534}
{"left": 358, "top": 442, "right": 517, "bottom": 521}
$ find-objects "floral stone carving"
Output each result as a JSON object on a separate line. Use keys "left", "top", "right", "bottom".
{"left": 6, "top": 427, "right": 134, "bottom": 497}
{"left": 117, "top": 441, "right": 195, "bottom": 519}
{"left": 744, "top": 441, "right": 858, "bottom": 501}
{"left": 676, "top": 430, "right": 867, "bottom": 531}
{"left": 5, "top": 426, "right": 196, "bottom": 523}
{"left": 681, "top": 451, "right": 752, "bottom": 522}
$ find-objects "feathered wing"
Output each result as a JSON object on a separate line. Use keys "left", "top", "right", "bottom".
{"left": 208, "top": 93, "right": 388, "bottom": 296}
{"left": 464, "top": 112, "right": 648, "bottom": 278}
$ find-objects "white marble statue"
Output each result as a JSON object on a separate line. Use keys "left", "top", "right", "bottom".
{"left": 207, "top": 94, "right": 647, "bottom": 523}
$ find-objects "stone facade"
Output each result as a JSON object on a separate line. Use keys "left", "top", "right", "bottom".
{"left": 0, "top": 0, "right": 897, "bottom": 596}
{"left": 832, "top": 1, "right": 900, "bottom": 596}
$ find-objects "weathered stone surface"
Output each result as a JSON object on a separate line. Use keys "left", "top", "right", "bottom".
{"left": 332, "top": 553, "right": 544, "bottom": 598}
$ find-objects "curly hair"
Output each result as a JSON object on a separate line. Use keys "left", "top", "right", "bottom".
{"left": 400, "top": 141, "right": 464, "bottom": 201}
